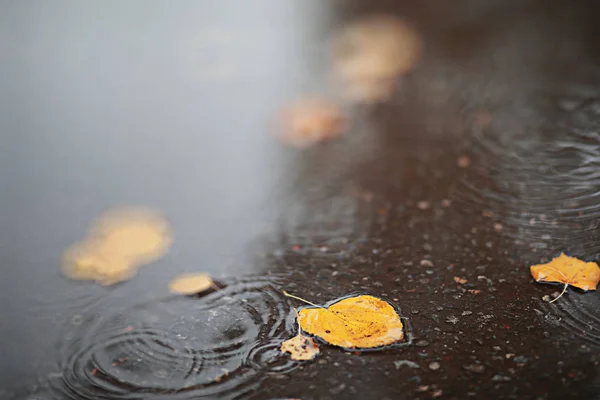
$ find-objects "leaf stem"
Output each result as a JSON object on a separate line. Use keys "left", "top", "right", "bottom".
{"left": 549, "top": 283, "right": 568, "bottom": 303}
{"left": 282, "top": 290, "right": 325, "bottom": 309}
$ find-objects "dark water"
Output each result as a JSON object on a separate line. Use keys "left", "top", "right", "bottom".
{"left": 52, "top": 277, "right": 296, "bottom": 399}
{"left": 3, "top": 1, "right": 600, "bottom": 399}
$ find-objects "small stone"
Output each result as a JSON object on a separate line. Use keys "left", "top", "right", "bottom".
{"left": 415, "top": 340, "right": 430, "bottom": 347}
{"left": 463, "top": 364, "right": 485, "bottom": 373}
{"left": 420, "top": 260, "right": 433, "bottom": 267}
{"left": 432, "top": 389, "right": 443, "bottom": 398}
{"left": 461, "top": 311, "right": 473, "bottom": 316}
{"left": 446, "top": 316, "right": 459, "bottom": 324}
{"left": 394, "top": 360, "right": 420, "bottom": 369}
{"left": 491, "top": 375, "right": 511, "bottom": 382}
{"left": 417, "top": 385, "right": 429, "bottom": 392}
{"left": 492, "top": 346, "right": 501, "bottom": 351}
{"left": 513, "top": 356, "right": 528, "bottom": 364}
{"left": 441, "top": 199, "right": 451, "bottom": 207}
{"left": 493, "top": 223, "right": 503, "bottom": 232}
{"left": 417, "top": 201, "right": 430, "bottom": 210}
{"left": 330, "top": 383, "right": 346, "bottom": 395}
{"left": 429, "top": 362, "right": 441, "bottom": 371}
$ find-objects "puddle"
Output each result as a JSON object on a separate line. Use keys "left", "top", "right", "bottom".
{"left": 49, "top": 278, "right": 297, "bottom": 399}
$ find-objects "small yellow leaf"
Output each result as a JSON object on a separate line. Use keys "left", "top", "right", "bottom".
{"left": 530, "top": 253, "right": 600, "bottom": 291}
{"left": 297, "top": 294, "right": 404, "bottom": 349}
{"left": 280, "top": 333, "right": 320, "bottom": 361}
{"left": 169, "top": 273, "right": 214, "bottom": 295}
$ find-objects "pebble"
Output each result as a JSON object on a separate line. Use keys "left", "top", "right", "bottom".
{"left": 415, "top": 340, "right": 430, "bottom": 347}
{"left": 420, "top": 260, "right": 433, "bottom": 267}
{"left": 429, "top": 362, "right": 441, "bottom": 371}
{"left": 417, "top": 201, "right": 430, "bottom": 210}
{"left": 513, "top": 356, "right": 528, "bottom": 364}
{"left": 463, "top": 364, "right": 485, "bottom": 373}
{"left": 491, "top": 375, "right": 511, "bottom": 382}
{"left": 330, "top": 383, "right": 346, "bottom": 395}
{"left": 394, "top": 360, "right": 420, "bottom": 369}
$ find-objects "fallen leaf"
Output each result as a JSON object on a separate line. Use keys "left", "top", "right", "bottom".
{"left": 276, "top": 97, "right": 347, "bottom": 149}
{"left": 169, "top": 273, "right": 214, "bottom": 295}
{"left": 530, "top": 253, "right": 600, "bottom": 302}
{"left": 89, "top": 207, "right": 172, "bottom": 265}
{"left": 332, "top": 15, "right": 421, "bottom": 104}
{"left": 288, "top": 293, "right": 404, "bottom": 349}
{"left": 454, "top": 276, "right": 468, "bottom": 284}
{"left": 62, "top": 207, "right": 172, "bottom": 285}
{"left": 280, "top": 332, "right": 320, "bottom": 361}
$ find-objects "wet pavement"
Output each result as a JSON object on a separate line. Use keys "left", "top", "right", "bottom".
{"left": 2, "top": 1, "right": 600, "bottom": 399}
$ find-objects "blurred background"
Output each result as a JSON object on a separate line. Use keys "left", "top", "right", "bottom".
{"left": 2, "top": 1, "right": 600, "bottom": 399}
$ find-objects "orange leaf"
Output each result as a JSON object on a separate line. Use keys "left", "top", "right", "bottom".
{"left": 453, "top": 276, "right": 468, "bottom": 284}
{"left": 296, "top": 294, "right": 404, "bottom": 349}
{"left": 530, "top": 253, "right": 600, "bottom": 291}
{"left": 280, "top": 332, "right": 320, "bottom": 361}
{"left": 169, "top": 273, "right": 214, "bottom": 295}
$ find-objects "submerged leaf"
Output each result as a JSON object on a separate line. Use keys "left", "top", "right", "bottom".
{"left": 296, "top": 294, "right": 404, "bottom": 349}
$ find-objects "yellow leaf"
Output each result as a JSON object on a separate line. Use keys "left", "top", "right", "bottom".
{"left": 280, "top": 333, "right": 320, "bottom": 361}
{"left": 169, "top": 273, "right": 214, "bottom": 295}
{"left": 90, "top": 207, "right": 173, "bottom": 265}
{"left": 530, "top": 253, "right": 600, "bottom": 291}
{"left": 296, "top": 294, "right": 404, "bottom": 349}
{"left": 61, "top": 207, "right": 172, "bottom": 286}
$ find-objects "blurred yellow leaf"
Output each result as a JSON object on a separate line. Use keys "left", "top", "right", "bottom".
{"left": 169, "top": 273, "right": 214, "bottom": 295}
{"left": 62, "top": 207, "right": 172, "bottom": 286}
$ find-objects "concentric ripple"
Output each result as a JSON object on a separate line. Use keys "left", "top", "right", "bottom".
{"left": 538, "top": 290, "right": 600, "bottom": 347}
{"left": 51, "top": 278, "right": 296, "bottom": 399}
{"left": 452, "top": 98, "right": 600, "bottom": 258}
